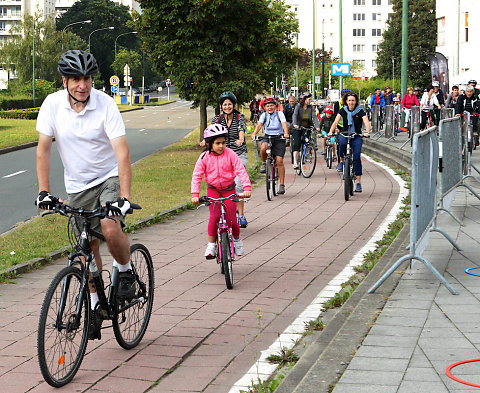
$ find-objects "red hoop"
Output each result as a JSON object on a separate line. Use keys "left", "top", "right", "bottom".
{"left": 446, "top": 359, "right": 480, "bottom": 388}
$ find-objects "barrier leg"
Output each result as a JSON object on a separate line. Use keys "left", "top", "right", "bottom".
{"left": 437, "top": 207, "right": 463, "bottom": 226}
{"left": 459, "top": 183, "right": 480, "bottom": 200}
{"left": 430, "top": 227, "right": 462, "bottom": 251}
{"left": 368, "top": 254, "right": 412, "bottom": 293}
{"left": 399, "top": 137, "right": 411, "bottom": 150}
{"left": 471, "top": 163, "right": 480, "bottom": 176}
{"left": 415, "top": 255, "right": 458, "bottom": 295}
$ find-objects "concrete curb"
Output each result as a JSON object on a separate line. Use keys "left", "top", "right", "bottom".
{"left": 275, "top": 223, "right": 410, "bottom": 393}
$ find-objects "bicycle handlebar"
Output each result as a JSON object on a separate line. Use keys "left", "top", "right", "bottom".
{"left": 199, "top": 194, "right": 240, "bottom": 204}
{"left": 255, "top": 135, "right": 286, "bottom": 141}
{"left": 41, "top": 201, "right": 142, "bottom": 220}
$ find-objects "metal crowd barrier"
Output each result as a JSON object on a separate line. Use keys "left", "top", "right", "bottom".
{"left": 369, "top": 126, "right": 458, "bottom": 295}
{"left": 459, "top": 112, "right": 480, "bottom": 198}
{"left": 371, "top": 105, "right": 381, "bottom": 136}
{"left": 440, "top": 107, "right": 454, "bottom": 120}
{"left": 400, "top": 106, "right": 420, "bottom": 149}
{"left": 432, "top": 117, "right": 463, "bottom": 250}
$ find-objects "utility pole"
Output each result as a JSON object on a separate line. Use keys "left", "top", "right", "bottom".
{"left": 401, "top": 0, "right": 408, "bottom": 125}
{"left": 295, "top": 33, "right": 299, "bottom": 99}
{"left": 312, "top": 0, "right": 316, "bottom": 99}
{"left": 322, "top": 19, "right": 325, "bottom": 98}
{"left": 339, "top": 0, "right": 343, "bottom": 94}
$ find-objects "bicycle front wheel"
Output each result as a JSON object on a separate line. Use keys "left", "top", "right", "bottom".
{"left": 327, "top": 147, "right": 333, "bottom": 169}
{"left": 272, "top": 161, "right": 279, "bottom": 196}
{"left": 221, "top": 232, "right": 233, "bottom": 289}
{"left": 344, "top": 157, "right": 352, "bottom": 201}
{"left": 37, "top": 266, "right": 89, "bottom": 387}
{"left": 266, "top": 158, "right": 274, "bottom": 201}
{"left": 301, "top": 144, "right": 317, "bottom": 178}
{"left": 113, "top": 244, "right": 154, "bottom": 350}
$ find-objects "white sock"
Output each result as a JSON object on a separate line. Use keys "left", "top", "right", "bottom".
{"left": 208, "top": 241, "right": 216, "bottom": 246}
{"left": 90, "top": 292, "right": 99, "bottom": 310}
{"left": 117, "top": 261, "right": 132, "bottom": 272}
{"left": 234, "top": 238, "right": 240, "bottom": 241}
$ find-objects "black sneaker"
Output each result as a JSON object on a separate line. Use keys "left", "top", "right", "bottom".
{"left": 88, "top": 306, "right": 103, "bottom": 340}
{"left": 118, "top": 270, "right": 136, "bottom": 299}
{"left": 278, "top": 184, "right": 286, "bottom": 195}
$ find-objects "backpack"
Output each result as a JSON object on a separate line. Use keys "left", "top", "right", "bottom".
{"left": 263, "top": 111, "right": 281, "bottom": 128}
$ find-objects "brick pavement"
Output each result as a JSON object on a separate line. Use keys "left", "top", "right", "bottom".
{"left": 0, "top": 154, "right": 399, "bottom": 392}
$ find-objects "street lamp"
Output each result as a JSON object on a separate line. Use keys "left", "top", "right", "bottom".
{"left": 88, "top": 26, "right": 114, "bottom": 53}
{"left": 62, "top": 20, "right": 91, "bottom": 50}
{"left": 114, "top": 31, "right": 138, "bottom": 58}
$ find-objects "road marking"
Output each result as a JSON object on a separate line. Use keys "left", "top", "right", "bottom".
{"left": 139, "top": 128, "right": 146, "bottom": 132}
{"left": 3, "top": 170, "right": 26, "bottom": 178}
{"left": 229, "top": 155, "right": 409, "bottom": 393}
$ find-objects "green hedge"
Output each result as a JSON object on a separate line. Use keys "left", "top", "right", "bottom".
{"left": 0, "top": 96, "right": 45, "bottom": 110}
{"left": 0, "top": 108, "right": 39, "bottom": 119}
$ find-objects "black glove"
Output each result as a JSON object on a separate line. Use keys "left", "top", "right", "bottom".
{"left": 107, "top": 197, "right": 131, "bottom": 216}
{"left": 35, "top": 191, "right": 59, "bottom": 210}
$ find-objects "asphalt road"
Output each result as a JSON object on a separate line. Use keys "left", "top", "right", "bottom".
{"left": 0, "top": 99, "right": 213, "bottom": 235}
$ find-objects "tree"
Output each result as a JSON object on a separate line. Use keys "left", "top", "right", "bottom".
{"left": 376, "top": 0, "right": 436, "bottom": 89}
{"left": 112, "top": 49, "right": 142, "bottom": 88}
{"left": 0, "top": 13, "right": 85, "bottom": 87}
{"left": 135, "top": 0, "right": 298, "bottom": 133}
{"left": 56, "top": 0, "right": 138, "bottom": 85}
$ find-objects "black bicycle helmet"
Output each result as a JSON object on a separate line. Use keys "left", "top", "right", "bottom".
{"left": 58, "top": 50, "right": 99, "bottom": 77}
{"left": 219, "top": 91, "right": 237, "bottom": 106}
{"left": 414, "top": 87, "right": 421, "bottom": 92}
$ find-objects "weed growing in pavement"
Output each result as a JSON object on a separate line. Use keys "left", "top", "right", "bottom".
{"left": 304, "top": 317, "right": 327, "bottom": 332}
{"left": 267, "top": 347, "right": 299, "bottom": 366}
{"left": 241, "top": 363, "right": 295, "bottom": 393}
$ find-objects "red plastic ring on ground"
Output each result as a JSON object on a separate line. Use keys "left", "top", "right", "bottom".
{"left": 446, "top": 359, "right": 480, "bottom": 388}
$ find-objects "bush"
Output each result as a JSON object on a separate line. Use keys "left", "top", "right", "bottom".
{"left": 149, "top": 97, "right": 158, "bottom": 102}
{"left": 0, "top": 108, "right": 39, "bottom": 119}
{"left": 0, "top": 96, "right": 45, "bottom": 110}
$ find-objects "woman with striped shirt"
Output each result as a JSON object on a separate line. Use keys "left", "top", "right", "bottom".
{"left": 211, "top": 92, "right": 249, "bottom": 228}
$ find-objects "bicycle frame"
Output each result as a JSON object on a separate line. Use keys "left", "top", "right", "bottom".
{"left": 216, "top": 201, "right": 235, "bottom": 264}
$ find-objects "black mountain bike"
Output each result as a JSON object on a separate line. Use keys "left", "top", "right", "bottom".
{"left": 340, "top": 133, "right": 368, "bottom": 201}
{"left": 256, "top": 135, "right": 284, "bottom": 201}
{"left": 322, "top": 134, "right": 337, "bottom": 169}
{"left": 37, "top": 202, "right": 154, "bottom": 387}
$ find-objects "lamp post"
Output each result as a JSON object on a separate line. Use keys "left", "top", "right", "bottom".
{"left": 114, "top": 31, "right": 138, "bottom": 58}
{"left": 88, "top": 26, "right": 114, "bottom": 53}
{"left": 392, "top": 57, "right": 395, "bottom": 92}
{"left": 312, "top": 0, "right": 316, "bottom": 99}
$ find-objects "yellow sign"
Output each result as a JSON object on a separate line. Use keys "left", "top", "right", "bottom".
{"left": 110, "top": 75, "right": 119, "bottom": 86}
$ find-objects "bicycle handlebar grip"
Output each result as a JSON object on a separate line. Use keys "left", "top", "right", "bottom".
{"left": 199, "top": 196, "right": 209, "bottom": 203}
{"left": 130, "top": 203, "right": 142, "bottom": 210}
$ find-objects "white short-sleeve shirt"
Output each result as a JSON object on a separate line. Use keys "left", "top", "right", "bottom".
{"left": 36, "top": 88, "right": 126, "bottom": 193}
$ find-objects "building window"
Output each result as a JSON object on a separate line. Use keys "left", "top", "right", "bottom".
{"left": 354, "top": 13, "right": 365, "bottom": 21}
{"left": 388, "top": 0, "right": 393, "bottom": 4}
{"left": 0, "top": 22, "right": 6, "bottom": 31}
{"left": 465, "top": 12, "right": 469, "bottom": 42}
{"left": 437, "top": 17, "right": 445, "bottom": 46}
{"left": 353, "top": 44, "right": 365, "bottom": 52}
{"left": 354, "top": 0, "right": 365, "bottom": 5}
{"left": 372, "top": 13, "right": 381, "bottom": 21}
{"left": 372, "top": 60, "right": 377, "bottom": 68}
{"left": 353, "top": 60, "right": 366, "bottom": 68}
{"left": 372, "top": 44, "right": 379, "bottom": 52}
{"left": 353, "top": 29, "right": 365, "bottom": 36}
{"left": 372, "top": 28, "right": 381, "bottom": 36}
{"left": 372, "top": 0, "right": 381, "bottom": 4}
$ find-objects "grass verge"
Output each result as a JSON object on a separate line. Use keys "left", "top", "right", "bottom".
{"left": 0, "top": 128, "right": 258, "bottom": 276}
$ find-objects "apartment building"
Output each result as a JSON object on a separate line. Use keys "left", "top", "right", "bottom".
{"left": 436, "top": 0, "right": 480, "bottom": 86}
{"left": 285, "top": 0, "right": 393, "bottom": 78}
{"left": 56, "top": 0, "right": 140, "bottom": 14}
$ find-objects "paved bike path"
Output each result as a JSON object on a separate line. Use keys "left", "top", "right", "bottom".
{"left": 0, "top": 155, "right": 400, "bottom": 392}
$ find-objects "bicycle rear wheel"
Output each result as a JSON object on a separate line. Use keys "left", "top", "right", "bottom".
{"left": 344, "top": 157, "right": 352, "bottom": 201}
{"left": 290, "top": 135, "right": 294, "bottom": 164}
{"left": 301, "top": 144, "right": 317, "bottom": 178}
{"left": 221, "top": 232, "right": 233, "bottom": 289}
{"left": 113, "top": 244, "right": 154, "bottom": 350}
{"left": 38, "top": 266, "right": 89, "bottom": 387}
{"left": 266, "top": 158, "right": 274, "bottom": 201}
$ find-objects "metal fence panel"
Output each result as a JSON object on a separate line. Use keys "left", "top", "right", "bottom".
{"left": 410, "top": 106, "right": 421, "bottom": 146}
{"left": 440, "top": 108, "right": 454, "bottom": 120}
{"left": 439, "top": 117, "right": 462, "bottom": 195}
{"left": 384, "top": 105, "right": 394, "bottom": 138}
{"left": 411, "top": 126, "right": 439, "bottom": 245}
{"left": 372, "top": 105, "right": 380, "bottom": 134}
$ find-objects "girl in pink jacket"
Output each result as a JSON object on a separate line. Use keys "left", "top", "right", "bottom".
{"left": 191, "top": 124, "right": 251, "bottom": 259}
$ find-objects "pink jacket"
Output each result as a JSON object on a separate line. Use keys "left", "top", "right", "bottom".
{"left": 191, "top": 147, "right": 251, "bottom": 197}
{"left": 401, "top": 93, "right": 419, "bottom": 109}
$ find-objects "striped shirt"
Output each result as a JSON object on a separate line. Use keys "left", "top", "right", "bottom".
{"left": 211, "top": 111, "right": 247, "bottom": 155}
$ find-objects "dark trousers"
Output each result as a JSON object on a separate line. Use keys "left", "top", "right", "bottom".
{"left": 338, "top": 134, "right": 363, "bottom": 176}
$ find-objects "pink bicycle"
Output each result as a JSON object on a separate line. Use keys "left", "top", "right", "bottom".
{"left": 199, "top": 194, "right": 239, "bottom": 289}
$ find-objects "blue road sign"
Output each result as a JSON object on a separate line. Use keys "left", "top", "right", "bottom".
{"left": 111, "top": 85, "right": 119, "bottom": 93}
{"left": 331, "top": 63, "right": 351, "bottom": 76}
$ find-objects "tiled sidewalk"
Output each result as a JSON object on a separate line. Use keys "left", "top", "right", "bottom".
{"left": 0, "top": 155, "right": 399, "bottom": 393}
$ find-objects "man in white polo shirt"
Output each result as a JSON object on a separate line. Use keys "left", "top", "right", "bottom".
{"left": 35, "top": 50, "right": 134, "bottom": 340}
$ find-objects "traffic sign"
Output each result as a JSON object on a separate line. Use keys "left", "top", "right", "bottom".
{"left": 111, "top": 85, "right": 119, "bottom": 93}
{"left": 110, "top": 75, "right": 119, "bottom": 86}
{"left": 315, "top": 76, "right": 321, "bottom": 84}
{"left": 331, "top": 63, "right": 351, "bottom": 76}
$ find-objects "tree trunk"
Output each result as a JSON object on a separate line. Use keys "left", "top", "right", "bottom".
{"left": 200, "top": 98, "right": 207, "bottom": 141}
